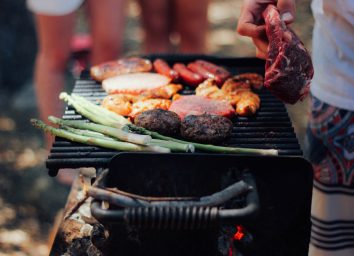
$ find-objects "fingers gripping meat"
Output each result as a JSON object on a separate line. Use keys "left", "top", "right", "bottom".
{"left": 153, "top": 59, "right": 179, "bottom": 81}
{"left": 90, "top": 57, "right": 153, "bottom": 81}
{"left": 172, "top": 63, "right": 204, "bottom": 87}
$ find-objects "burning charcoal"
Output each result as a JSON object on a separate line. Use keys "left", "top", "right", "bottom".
{"left": 67, "top": 237, "right": 91, "bottom": 256}
{"left": 91, "top": 223, "right": 108, "bottom": 250}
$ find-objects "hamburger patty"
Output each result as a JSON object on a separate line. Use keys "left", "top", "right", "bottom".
{"left": 181, "top": 114, "right": 233, "bottom": 144}
{"left": 134, "top": 109, "right": 181, "bottom": 136}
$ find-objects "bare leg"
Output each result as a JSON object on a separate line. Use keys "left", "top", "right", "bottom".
{"left": 175, "top": 0, "right": 209, "bottom": 53}
{"left": 138, "top": 0, "right": 171, "bottom": 53}
{"left": 86, "top": 0, "right": 127, "bottom": 64}
{"left": 34, "top": 13, "right": 76, "bottom": 148}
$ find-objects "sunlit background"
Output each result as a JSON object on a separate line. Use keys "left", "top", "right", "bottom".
{"left": 0, "top": 0, "right": 313, "bottom": 255}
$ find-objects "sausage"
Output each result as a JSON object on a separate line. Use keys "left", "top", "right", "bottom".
{"left": 153, "top": 59, "right": 179, "bottom": 82}
{"left": 172, "top": 63, "right": 204, "bottom": 87}
{"left": 187, "top": 62, "right": 223, "bottom": 86}
{"left": 195, "top": 60, "right": 231, "bottom": 84}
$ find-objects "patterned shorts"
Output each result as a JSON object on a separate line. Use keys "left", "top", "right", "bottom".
{"left": 307, "top": 96, "right": 354, "bottom": 186}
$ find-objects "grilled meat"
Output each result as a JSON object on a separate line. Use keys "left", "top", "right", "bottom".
{"left": 180, "top": 114, "right": 233, "bottom": 144}
{"left": 232, "top": 73, "right": 264, "bottom": 90}
{"left": 102, "top": 72, "right": 171, "bottom": 95}
{"left": 194, "top": 60, "right": 231, "bottom": 85}
{"left": 221, "top": 76, "right": 251, "bottom": 95}
{"left": 196, "top": 78, "right": 261, "bottom": 116}
{"left": 234, "top": 90, "right": 260, "bottom": 116}
{"left": 169, "top": 95, "right": 235, "bottom": 120}
{"left": 141, "top": 83, "right": 183, "bottom": 99}
{"left": 101, "top": 94, "right": 135, "bottom": 116}
{"left": 196, "top": 79, "right": 233, "bottom": 103}
{"left": 172, "top": 63, "right": 204, "bottom": 87}
{"left": 130, "top": 98, "right": 171, "bottom": 118}
{"left": 153, "top": 59, "right": 179, "bottom": 82}
{"left": 134, "top": 109, "right": 181, "bottom": 136}
{"left": 90, "top": 57, "right": 152, "bottom": 81}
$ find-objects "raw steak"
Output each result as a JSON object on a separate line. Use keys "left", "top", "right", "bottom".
{"left": 169, "top": 95, "right": 234, "bottom": 120}
{"left": 263, "top": 5, "right": 314, "bottom": 104}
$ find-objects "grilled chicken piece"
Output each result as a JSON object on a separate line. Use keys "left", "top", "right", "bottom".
{"left": 196, "top": 78, "right": 261, "bottom": 116}
{"left": 90, "top": 57, "right": 153, "bottom": 81}
{"left": 101, "top": 94, "right": 144, "bottom": 116}
{"left": 101, "top": 83, "right": 181, "bottom": 117}
{"left": 195, "top": 79, "right": 231, "bottom": 102}
{"left": 130, "top": 99, "right": 172, "bottom": 118}
{"left": 221, "top": 77, "right": 251, "bottom": 95}
{"left": 234, "top": 91, "right": 260, "bottom": 116}
{"left": 222, "top": 73, "right": 263, "bottom": 92}
{"left": 141, "top": 84, "right": 183, "bottom": 99}
{"left": 234, "top": 73, "right": 264, "bottom": 90}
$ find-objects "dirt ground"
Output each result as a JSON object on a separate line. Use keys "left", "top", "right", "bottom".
{"left": 0, "top": 0, "right": 313, "bottom": 255}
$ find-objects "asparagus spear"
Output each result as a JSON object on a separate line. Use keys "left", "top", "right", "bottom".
{"left": 61, "top": 125, "right": 115, "bottom": 140}
{"left": 127, "top": 124, "right": 278, "bottom": 156}
{"left": 48, "top": 116, "right": 151, "bottom": 145}
{"left": 62, "top": 125, "right": 194, "bottom": 153}
{"left": 31, "top": 119, "right": 170, "bottom": 153}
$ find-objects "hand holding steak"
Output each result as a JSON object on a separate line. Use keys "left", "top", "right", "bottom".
{"left": 263, "top": 5, "right": 314, "bottom": 104}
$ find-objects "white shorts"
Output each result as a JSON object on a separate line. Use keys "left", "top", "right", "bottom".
{"left": 27, "top": 0, "right": 85, "bottom": 16}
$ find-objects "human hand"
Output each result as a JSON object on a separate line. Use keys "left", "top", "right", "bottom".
{"left": 237, "top": 0, "right": 296, "bottom": 59}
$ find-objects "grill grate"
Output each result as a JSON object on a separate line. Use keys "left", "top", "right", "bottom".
{"left": 47, "top": 56, "right": 303, "bottom": 174}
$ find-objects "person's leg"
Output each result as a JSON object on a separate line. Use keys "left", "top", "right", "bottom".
{"left": 34, "top": 13, "right": 76, "bottom": 147}
{"left": 175, "top": 0, "right": 209, "bottom": 53}
{"left": 138, "top": 0, "right": 171, "bottom": 54}
{"left": 306, "top": 96, "right": 354, "bottom": 255}
{"left": 86, "top": 0, "right": 127, "bottom": 65}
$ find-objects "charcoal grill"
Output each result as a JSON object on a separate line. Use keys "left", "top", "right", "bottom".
{"left": 46, "top": 55, "right": 313, "bottom": 256}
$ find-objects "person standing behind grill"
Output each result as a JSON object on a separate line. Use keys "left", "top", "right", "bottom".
{"left": 138, "top": 0, "right": 209, "bottom": 53}
{"left": 27, "top": 0, "right": 127, "bottom": 149}
{"left": 237, "top": 0, "right": 354, "bottom": 255}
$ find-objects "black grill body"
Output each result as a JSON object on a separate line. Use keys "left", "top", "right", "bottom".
{"left": 47, "top": 56, "right": 303, "bottom": 176}
{"left": 92, "top": 153, "right": 312, "bottom": 256}
{"left": 46, "top": 56, "right": 313, "bottom": 255}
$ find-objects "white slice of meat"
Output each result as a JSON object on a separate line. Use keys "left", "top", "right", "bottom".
{"left": 102, "top": 72, "right": 171, "bottom": 95}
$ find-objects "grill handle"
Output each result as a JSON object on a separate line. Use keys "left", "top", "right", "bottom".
{"left": 90, "top": 173, "right": 259, "bottom": 228}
